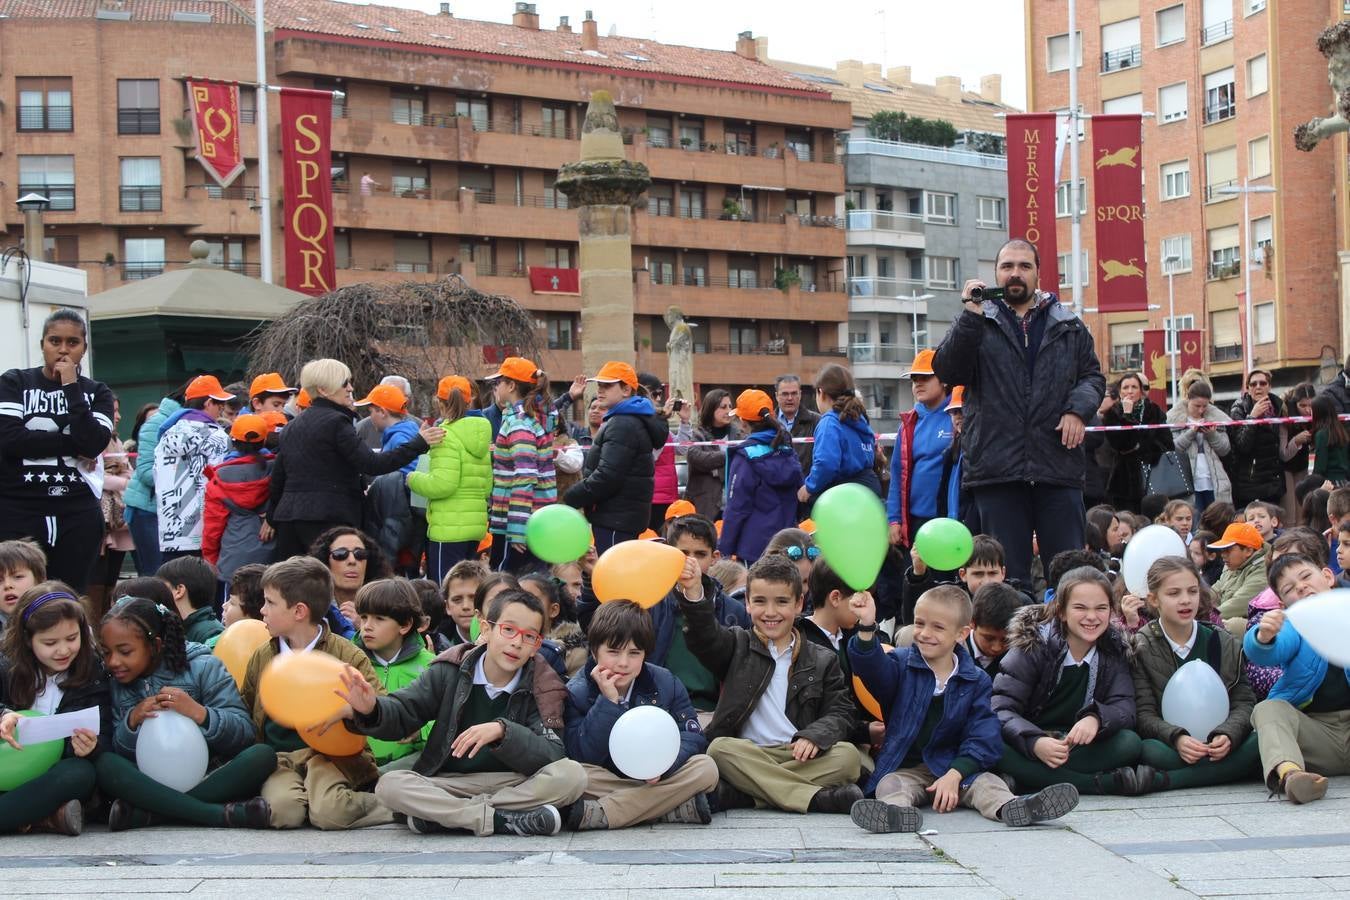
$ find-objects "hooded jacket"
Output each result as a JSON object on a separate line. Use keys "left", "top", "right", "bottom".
{"left": 1213, "top": 546, "right": 1268, "bottom": 622}
{"left": 1130, "top": 620, "right": 1254, "bottom": 747}
{"left": 719, "top": 429, "right": 803, "bottom": 563}
{"left": 992, "top": 606, "right": 1135, "bottom": 758}
{"left": 202, "top": 452, "right": 276, "bottom": 580}
{"left": 886, "top": 400, "right": 957, "bottom": 544}
{"left": 933, "top": 294, "right": 1106, "bottom": 490}
{"left": 110, "top": 642, "right": 257, "bottom": 761}
{"left": 1167, "top": 399, "right": 1232, "bottom": 504}
{"left": 355, "top": 628, "right": 436, "bottom": 764}
{"left": 803, "top": 410, "right": 878, "bottom": 497}
{"left": 408, "top": 415, "right": 493, "bottom": 544}
{"left": 380, "top": 417, "right": 422, "bottom": 476}
{"left": 124, "top": 395, "right": 181, "bottom": 514}
{"left": 1245, "top": 616, "right": 1350, "bottom": 707}
{"left": 1228, "top": 393, "right": 1286, "bottom": 502}
{"left": 154, "top": 409, "right": 231, "bottom": 551}
{"left": 1321, "top": 370, "right": 1350, "bottom": 417}
{"left": 564, "top": 396, "right": 668, "bottom": 535}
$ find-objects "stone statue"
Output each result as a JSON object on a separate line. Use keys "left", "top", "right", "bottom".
{"left": 1294, "top": 21, "right": 1350, "bottom": 151}
{"left": 665, "top": 305, "right": 694, "bottom": 408}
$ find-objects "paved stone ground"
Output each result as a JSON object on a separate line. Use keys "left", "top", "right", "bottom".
{"left": 5, "top": 781, "right": 1350, "bottom": 898}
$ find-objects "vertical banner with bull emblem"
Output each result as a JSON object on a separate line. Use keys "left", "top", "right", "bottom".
{"left": 1142, "top": 329, "right": 1169, "bottom": 407}
{"left": 1091, "top": 114, "right": 1147, "bottom": 312}
{"left": 279, "top": 88, "right": 335, "bottom": 296}
{"left": 187, "top": 80, "right": 244, "bottom": 188}
{"left": 1005, "top": 114, "right": 1060, "bottom": 293}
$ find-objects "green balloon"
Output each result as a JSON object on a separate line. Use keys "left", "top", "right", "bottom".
{"left": 913, "top": 518, "right": 975, "bottom": 572}
{"left": 525, "top": 504, "right": 591, "bottom": 564}
{"left": 469, "top": 616, "right": 481, "bottom": 642}
{"left": 813, "top": 483, "right": 889, "bottom": 591}
{"left": 0, "top": 710, "right": 65, "bottom": 791}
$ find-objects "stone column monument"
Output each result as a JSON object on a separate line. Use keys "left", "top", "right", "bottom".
{"left": 556, "top": 91, "right": 651, "bottom": 379}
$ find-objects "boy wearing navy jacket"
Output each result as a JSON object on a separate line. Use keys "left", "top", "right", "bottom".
{"left": 563, "top": 601, "right": 719, "bottom": 830}
{"left": 847, "top": 585, "right": 1079, "bottom": 832}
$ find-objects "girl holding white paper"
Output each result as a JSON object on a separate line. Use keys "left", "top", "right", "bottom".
{"left": 0, "top": 582, "right": 111, "bottom": 835}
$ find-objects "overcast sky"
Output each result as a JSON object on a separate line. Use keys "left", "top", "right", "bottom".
{"left": 349, "top": 0, "right": 1029, "bottom": 109}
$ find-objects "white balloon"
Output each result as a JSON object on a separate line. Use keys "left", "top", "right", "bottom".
{"left": 1285, "top": 590, "right": 1350, "bottom": 668}
{"left": 1122, "top": 525, "right": 1187, "bottom": 596}
{"left": 1160, "top": 660, "right": 1230, "bottom": 740}
{"left": 607, "top": 705, "right": 680, "bottom": 781}
{"left": 136, "top": 709, "right": 209, "bottom": 793}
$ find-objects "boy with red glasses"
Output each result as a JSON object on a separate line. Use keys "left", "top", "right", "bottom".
{"left": 326, "top": 587, "right": 585, "bottom": 836}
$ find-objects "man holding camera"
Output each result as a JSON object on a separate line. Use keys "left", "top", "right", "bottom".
{"left": 932, "top": 239, "right": 1106, "bottom": 587}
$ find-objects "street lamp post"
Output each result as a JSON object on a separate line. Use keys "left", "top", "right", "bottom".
{"left": 1165, "top": 253, "right": 1180, "bottom": 406}
{"left": 1217, "top": 182, "right": 1277, "bottom": 376}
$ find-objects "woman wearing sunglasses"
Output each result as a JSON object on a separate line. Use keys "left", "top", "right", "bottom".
{"left": 763, "top": 527, "right": 820, "bottom": 587}
{"left": 309, "top": 526, "right": 392, "bottom": 632}
{"left": 1228, "top": 369, "right": 1287, "bottom": 510}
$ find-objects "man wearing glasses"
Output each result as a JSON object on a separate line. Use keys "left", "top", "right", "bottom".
{"left": 775, "top": 375, "right": 819, "bottom": 480}
{"left": 1229, "top": 369, "right": 1287, "bottom": 509}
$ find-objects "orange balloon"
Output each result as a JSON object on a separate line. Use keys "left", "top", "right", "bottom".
{"left": 300, "top": 721, "right": 367, "bottom": 758}
{"left": 852, "top": 643, "right": 895, "bottom": 722}
{"left": 259, "top": 652, "right": 349, "bottom": 728}
{"left": 592, "top": 539, "right": 687, "bottom": 609}
{"left": 213, "top": 619, "right": 272, "bottom": 688}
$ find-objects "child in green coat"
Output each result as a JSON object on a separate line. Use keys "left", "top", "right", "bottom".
{"left": 409, "top": 376, "right": 493, "bottom": 586}
{"left": 353, "top": 579, "right": 436, "bottom": 771}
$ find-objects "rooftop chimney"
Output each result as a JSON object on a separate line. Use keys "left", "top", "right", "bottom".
{"left": 754, "top": 35, "right": 768, "bottom": 61}
{"left": 735, "top": 30, "right": 756, "bottom": 60}
{"left": 887, "top": 65, "right": 911, "bottom": 84}
{"left": 979, "top": 74, "right": 1002, "bottom": 103}
{"left": 581, "top": 10, "right": 598, "bottom": 50}
{"left": 935, "top": 75, "right": 962, "bottom": 100}
{"left": 862, "top": 62, "right": 882, "bottom": 82}
{"left": 557, "top": 15, "right": 570, "bottom": 31}
{"left": 511, "top": 2, "right": 538, "bottom": 29}
{"left": 835, "top": 59, "right": 864, "bottom": 87}
{"left": 438, "top": 2, "right": 451, "bottom": 15}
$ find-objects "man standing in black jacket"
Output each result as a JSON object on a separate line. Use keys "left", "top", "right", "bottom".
{"left": 774, "top": 374, "right": 819, "bottom": 481}
{"left": 933, "top": 239, "right": 1105, "bottom": 587}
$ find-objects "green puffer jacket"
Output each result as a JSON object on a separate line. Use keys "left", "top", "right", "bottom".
{"left": 1130, "top": 620, "right": 1254, "bottom": 747}
{"left": 354, "top": 630, "right": 436, "bottom": 764}
{"left": 408, "top": 415, "right": 492, "bottom": 543}
{"left": 1213, "top": 546, "right": 1268, "bottom": 623}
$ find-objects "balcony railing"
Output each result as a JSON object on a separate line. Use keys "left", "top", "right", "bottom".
{"left": 1200, "top": 19, "right": 1233, "bottom": 45}
{"left": 122, "top": 262, "right": 165, "bottom": 281}
{"left": 1101, "top": 44, "right": 1142, "bottom": 71}
{"left": 392, "top": 261, "right": 431, "bottom": 274}
{"left": 1203, "top": 99, "right": 1236, "bottom": 124}
{"left": 119, "top": 186, "right": 162, "bottom": 212}
{"left": 18, "top": 183, "right": 74, "bottom": 211}
{"left": 848, "top": 276, "right": 928, "bottom": 298}
{"left": 797, "top": 214, "right": 844, "bottom": 229}
{"left": 1110, "top": 347, "right": 1144, "bottom": 371}
{"left": 117, "top": 108, "right": 160, "bottom": 134}
{"left": 847, "top": 209, "right": 924, "bottom": 232}
{"left": 1207, "top": 259, "right": 1241, "bottom": 280}
{"left": 18, "top": 104, "right": 72, "bottom": 131}
{"left": 648, "top": 272, "right": 843, "bottom": 292}
{"left": 1205, "top": 179, "right": 1238, "bottom": 202}
{"left": 846, "top": 138, "right": 1006, "bottom": 170}
{"left": 1211, "top": 343, "right": 1243, "bottom": 362}
{"left": 848, "top": 342, "right": 930, "bottom": 365}
{"left": 184, "top": 184, "right": 259, "bottom": 201}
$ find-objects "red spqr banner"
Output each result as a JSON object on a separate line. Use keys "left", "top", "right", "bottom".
{"left": 1005, "top": 114, "right": 1059, "bottom": 293}
{"left": 1142, "top": 329, "right": 1169, "bottom": 407}
{"left": 279, "top": 88, "right": 335, "bottom": 296}
{"left": 1091, "top": 114, "right": 1147, "bottom": 312}
{"left": 528, "top": 266, "right": 580, "bottom": 294}
{"left": 187, "top": 81, "right": 244, "bottom": 189}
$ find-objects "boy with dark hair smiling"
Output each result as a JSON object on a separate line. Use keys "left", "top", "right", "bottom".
{"left": 328, "top": 588, "right": 586, "bottom": 836}
{"left": 678, "top": 554, "right": 861, "bottom": 814}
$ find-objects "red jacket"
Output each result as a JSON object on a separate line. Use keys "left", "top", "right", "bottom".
{"left": 887, "top": 410, "right": 920, "bottom": 545}
{"left": 202, "top": 454, "right": 272, "bottom": 569}
{"left": 652, "top": 438, "right": 679, "bottom": 505}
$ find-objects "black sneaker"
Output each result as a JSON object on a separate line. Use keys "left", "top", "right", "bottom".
{"left": 106, "top": 799, "right": 144, "bottom": 833}
{"left": 999, "top": 783, "right": 1079, "bottom": 827}
{"left": 659, "top": 794, "right": 712, "bottom": 825}
{"left": 807, "top": 783, "right": 864, "bottom": 814}
{"left": 493, "top": 805, "right": 562, "bottom": 836}
{"left": 849, "top": 799, "right": 923, "bottom": 833}
{"left": 707, "top": 780, "right": 754, "bottom": 813}
{"left": 223, "top": 797, "right": 272, "bottom": 829}
{"left": 407, "top": 816, "right": 449, "bottom": 835}
{"left": 560, "top": 798, "right": 586, "bottom": 832}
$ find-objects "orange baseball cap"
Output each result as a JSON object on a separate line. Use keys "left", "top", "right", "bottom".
{"left": 905, "top": 349, "right": 937, "bottom": 378}
{"left": 638, "top": 528, "right": 659, "bottom": 541}
{"left": 487, "top": 357, "right": 539, "bottom": 384}
{"left": 946, "top": 386, "right": 965, "bottom": 411}
{"left": 476, "top": 534, "right": 493, "bottom": 553}
{"left": 185, "top": 374, "right": 235, "bottom": 402}
{"left": 259, "top": 410, "right": 288, "bottom": 431}
{"left": 714, "top": 519, "right": 723, "bottom": 537}
{"left": 1208, "top": 522, "right": 1264, "bottom": 550}
{"left": 355, "top": 383, "right": 408, "bottom": 414}
{"left": 249, "top": 372, "right": 295, "bottom": 398}
{"left": 588, "top": 361, "right": 638, "bottom": 388}
{"left": 733, "top": 389, "right": 774, "bottom": 423}
{"left": 798, "top": 518, "right": 816, "bottom": 534}
{"left": 296, "top": 389, "right": 312, "bottom": 409}
{"left": 664, "top": 499, "right": 696, "bottom": 520}
{"left": 229, "top": 414, "right": 271, "bottom": 442}
{"left": 437, "top": 375, "right": 472, "bottom": 402}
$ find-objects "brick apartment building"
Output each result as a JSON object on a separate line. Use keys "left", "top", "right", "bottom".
{"left": 1026, "top": 0, "right": 1345, "bottom": 396}
{"left": 0, "top": 0, "right": 852, "bottom": 392}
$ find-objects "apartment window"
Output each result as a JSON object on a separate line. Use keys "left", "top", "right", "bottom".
{"left": 847, "top": 255, "right": 868, "bottom": 279}
{"left": 1164, "top": 314, "right": 1196, "bottom": 353}
{"left": 455, "top": 96, "right": 489, "bottom": 132}
{"left": 1047, "top": 32, "right": 1083, "bottom": 72}
{"left": 1102, "top": 93, "right": 1143, "bottom": 114}
{"left": 924, "top": 191, "right": 956, "bottom": 225}
{"left": 543, "top": 244, "right": 574, "bottom": 269}
{"left": 1159, "top": 83, "right": 1188, "bottom": 123}
{"left": 393, "top": 163, "right": 430, "bottom": 197}
{"left": 1056, "top": 179, "right": 1087, "bottom": 217}
{"left": 876, "top": 257, "right": 892, "bottom": 279}
{"left": 390, "top": 92, "right": 425, "bottom": 126}
{"left": 682, "top": 252, "right": 708, "bottom": 287}
{"left": 976, "top": 196, "right": 1005, "bottom": 228}
{"left": 725, "top": 126, "right": 754, "bottom": 155}
{"left": 1100, "top": 18, "right": 1141, "bottom": 71}
{"left": 1161, "top": 160, "right": 1190, "bottom": 200}
{"left": 645, "top": 115, "right": 672, "bottom": 148}
{"left": 1248, "top": 136, "right": 1271, "bottom": 179}
{"left": 648, "top": 250, "right": 675, "bottom": 286}
{"left": 785, "top": 130, "right": 813, "bottom": 162}
{"left": 239, "top": 87, "right": 256, "bottom": 124}
{"left": 123, "top": 237, "right": 165, "bottom": 280}
{"left": 1161, "top": 234, "right": 1193, "bottom": 273}
{"left": 1156, "top": 4, "right": 1185, "bottom": 46}
{"left": 1254, "top": 302, "right": 1275, "bottom": 344}
{"left": 546, "top": 313, "right": 577, "bottom": 350}
{"left": 848, "top": 320, "right": 870, "bottom": 347}
{"left": 1246, "top": 0, "right": 1266, "bottom": 14}
{"left": 119, "top": 157, "right": 162, "bottom": 211}
{"left": 728, "top": 257, "right": 758, "bottom": 289}
{"left": 1204, "top": 67, "right": 1236, "bottom": 123}
{"left": 678, "top": 120, "right": 704, "bottom": 150}
{"left": 925, "top": 257, "right": 958, "bottom": 290}
{"left": 314, "top": 78, "right": 345, "bottom": 119}
{"left": 1201, "top": 0, "right": 1232, "bottom": 44}
{"left": 1252, "top": 215, "right": 1273, "bottom": 256}
{"left": 1211, "top": 309, "right": 1241, "bottom": 359}
{"left": 541, "top": 103, "right": 568, "bottom": 138}
{"left": 333, "top": 233, "right": 351, "bottom": 269}
{"left": 458, "top": 167, "right": 492, "bottom": 201}
{"left": 393, "top": 237, "right": 431, "bottom": 273}
{"left": 785, "top": 193, "right": 813, "bottom": 217}
{"left": 678, "top": 187, "right": 705, "bottom": 219}
{"left": 17, "top": 155, "right": 75, "bottom": 211}
{"left": 647, "top": 183, "right": 673, "bottom": 217}
{"left": 204, "top": 239, "right": 245, "bottom": 273}
{"left": 1057, "top": 252, "right": 1090, "bottom": 288}
{"left": 1242, "top": 58, "right": 1270, "bottom": 104}
{"left": 1207, "top": 224, "right": 1240, "bottom": 278}
{"left": 17, "top": 77, "right": 72, "bottom": 131}
{"left": 1109, "top": 322, "right": 1144, "bottom": 372}
{"left": 541, "top": 174, "right": 569, "bottom": 210}
{"left": 117, "top": 80, "right": 159, "bottom": 134}
{"left": 1205, "top": 146, "right": 1237, "bottom": 200}
{"left": 729, "top": 320, "right": 758, "bottom": 354}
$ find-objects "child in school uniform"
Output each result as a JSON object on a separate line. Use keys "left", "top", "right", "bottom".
{"left": 847, "top": 585, "right": 1078, "bottom": 832}
{"left": 563, "top": 600, "right": 719, "bottom": 829}
{"left": 436, "top": 559, "right": 486, "bottom": 650}
{"left": 0, "top": 539, "right": 45, "bottom": 632}
{"left": 678, "top": 554, "right": 862, "bottom": 814}
{"left": 352, "top": 579, "right": 436, "bottom": 771}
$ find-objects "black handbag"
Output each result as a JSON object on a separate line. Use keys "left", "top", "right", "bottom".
{"left": 1144, "top": 451, "right": 1193, "bottom": 499}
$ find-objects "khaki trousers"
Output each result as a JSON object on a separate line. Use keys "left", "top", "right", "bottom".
{"left": 262, "top": 748, "right": 393, "bottom": 831}
{"left": 580, "top": 756, "right": 720, "bottom": 828}
{"left": 1252, "top": 700, "right": 1350, "bottom": 785}
{"left": 876, "top": 764, "right": 1013, "bottom": 821}
{"left": 707, "top": 737, "right": 861, "bottom": 813}
{"left": 374, "top": 759, "right": 586, "bottom": 836}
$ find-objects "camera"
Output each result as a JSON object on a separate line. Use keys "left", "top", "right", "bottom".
{"left": 969, "top": 286, "right": 1005, "bottom": 303}
{"left": 672, "top": 399, "right": 684, "bottom": 412}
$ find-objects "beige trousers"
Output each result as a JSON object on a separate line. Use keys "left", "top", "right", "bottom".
{"left": 1252, "top": 700, "right": 1350, "bottom": 785}
{"left": 374, "top": 759, "right": 586, "bottom": 836}
{"left": 707, "top": 737, "right": 861, "bottom": 813}
{"left": 262, "top": 748, "right": 393, "bottom": 831}
{"left": 875, "top": 764, "right": 1013, "bottom": 821}
{"left": 579, "top": 756, "right": 719, "bottom": 828}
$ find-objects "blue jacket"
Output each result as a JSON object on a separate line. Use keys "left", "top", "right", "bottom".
{"left": 326, "top": 605, "right": 357, "bottom": 639}
{"left": 124, "top": 395, "right": 181, "bottom": 514}
{"left": 564, "top": 660, "right": 707, "bottom": 778}
{"left": 381, "top": 418, "right": 422, "bottom": 475}
{"left": 848, "top": 636, "right": 1003, "bottom": 794}
{"left": 109, "top": 642, "right": 256, "bottom": 761}
{"left": 719, "top": 430, "right": 803, "bottom": 563}
{"left": 804, "top": 410, "right": 876, "bottom": 497}
{"left": 576, "top": 572, "right": 750, "bottom": 667}
{"left": 1245, "top": 619, "right": 1350, "bottom": 707}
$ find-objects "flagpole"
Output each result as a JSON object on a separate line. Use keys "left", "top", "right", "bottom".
{"left": 255, "top": 0, "right": 273, "bottom": 284}
{"left": 1067, "top": 0, "right": 1083, "bottom": 317}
